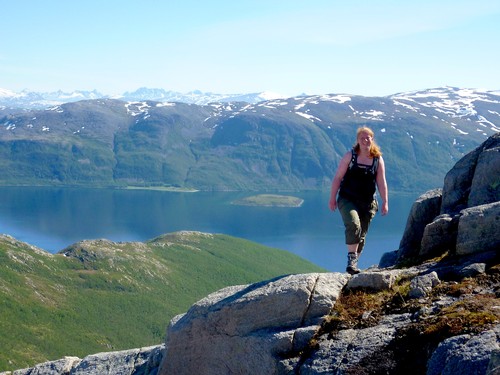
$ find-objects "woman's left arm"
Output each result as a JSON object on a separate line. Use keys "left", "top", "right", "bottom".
{"left": 376, "top": 156, "right": 389, "bottom": 215}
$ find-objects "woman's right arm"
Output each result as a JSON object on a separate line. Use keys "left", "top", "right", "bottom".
{"left": 329, "top": 152, "right": 351, "bottom": 211}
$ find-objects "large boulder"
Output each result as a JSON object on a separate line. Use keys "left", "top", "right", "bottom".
{"left": 385, "top": 133, "right": 500, "bottom": 267}
{"left": 468, "top": 146, "right": 500, "bottom": 207}
{"left": 456, "top": 202, "right": 500, "bottom": 256}
{"left": 158, "top": 273, "right": 349, "bottom": 375}
{"left": 441, "top": 133, "right": 500, "bottom": 213}
{"left": 440, "top": 147, "right": 482, "bottom": 214}
{"left": 396, "top": 189, "right": 442, "bottom": 261}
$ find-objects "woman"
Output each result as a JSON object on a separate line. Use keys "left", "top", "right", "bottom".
{"left": 329, "top": 127, "right": 388, "bottom": 274}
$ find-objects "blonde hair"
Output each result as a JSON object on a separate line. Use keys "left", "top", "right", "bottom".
{"left": 353, "top": 126, "right": 382, "bottom": 158}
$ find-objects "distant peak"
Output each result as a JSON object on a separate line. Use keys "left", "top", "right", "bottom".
{"left": 257, "top": 91, "right": 288, "bottom": 101}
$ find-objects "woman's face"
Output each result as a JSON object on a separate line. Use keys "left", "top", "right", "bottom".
{"left": 357, "top": 131, "right": 373, "bottom": 150}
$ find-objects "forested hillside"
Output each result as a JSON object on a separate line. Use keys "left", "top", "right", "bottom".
{"left": 0, "top": 232, "right": 324, "bottom": 370}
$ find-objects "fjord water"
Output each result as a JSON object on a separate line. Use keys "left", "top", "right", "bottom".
{"left": 0, "top": 187, "right": 416, "bottom": 272}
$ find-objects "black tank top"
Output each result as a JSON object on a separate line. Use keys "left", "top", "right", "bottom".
{"left": 339, "top": 149, "right": 379, "bottom": 204}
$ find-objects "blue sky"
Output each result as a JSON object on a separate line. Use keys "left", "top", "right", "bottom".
{"left": 2, "top": 0, "right": 499, "bottom": 97}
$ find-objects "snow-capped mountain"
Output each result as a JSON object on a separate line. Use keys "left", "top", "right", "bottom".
{"left": 0, "top": 85, "right": 498, "bottom": 192}
{"left": 0, "top": 88, "right": 104, "bottom": 109}
{"left": 0, "top": 87, "right": 289, "bottom": 109}
{"left": 120, "top": 88, "right": 287, "bottom": 104}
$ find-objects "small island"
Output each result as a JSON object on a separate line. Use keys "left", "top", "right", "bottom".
{"left": 232, "top": 194, "right": 304, "bottom": 207}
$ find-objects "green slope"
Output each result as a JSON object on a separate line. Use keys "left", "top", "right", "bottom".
{"left": 0, "top": 232, "right": 325, "bottom": 371}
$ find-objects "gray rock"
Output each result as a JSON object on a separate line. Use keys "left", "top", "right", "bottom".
{"left": 392, "top": 134, "right": 500, "bottom": 267}
{"left": 456, "top": 202, "right": 500, "bottom": 256}
{"left": 296, "top": 314, "right": 412, "bottom": 374}
{"left": 72, "top": 345, "right": 163, "bottom": 375}
{"left": 347, "top": 270, "right": 397, "bottom": 291}
{"left": 408, "top": 271, "right": 440, "bottom": 299}
{"left": 11, "top": 345, "right": 163, "bottom": 375}
{"left": 441, "top": 147, "right": 481, "bottom": 215}
{"left": 440, "top": 133, "right": 500, "bottom": 214}
{"left": 427, "top": 326, "right": 500, "bottom": 375}
{"left": 158, "top": 273, "right": 349, "bottom": 375}
{"left": 420, "top": 214, "right": 458, "bottom": 258}
{"left": 397, "top": 189, "right": 442, "bottom": 261}
{"left": 468, "top": 143, "right": 500, "bottom": 207}
{"left": 459, "top": 263, "right": 487, "bottom": 278}
{"left": 290, "top": 326, "right": 321, "bottom": 353}
{"left": 12, "top": 357, "right": 81, "bottom": 375}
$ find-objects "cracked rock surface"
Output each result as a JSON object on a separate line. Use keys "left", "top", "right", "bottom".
{"left": 158, "top": 273, "right": 349, "bottom": 375}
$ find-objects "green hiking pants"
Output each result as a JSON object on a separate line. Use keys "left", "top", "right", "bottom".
{"left": 338, "top": 196, "right": 378, "bottom": 254}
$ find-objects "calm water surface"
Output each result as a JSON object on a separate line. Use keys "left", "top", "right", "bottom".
{"left": 0, "top": 187, "right": 417, "bottom": 272}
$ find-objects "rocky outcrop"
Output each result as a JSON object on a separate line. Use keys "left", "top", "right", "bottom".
{"left": 395, "top": 188, "right": 443, "bottom": 261}
{"left": 159, "top": 273, "right": 349, "bottom": 374}
{"left": 3, "top": 345, "right": 164, "bottom": 375}
{"left": 386, "top": 133, "right": 500, "bottom": 265}
{"left": 156, "top": 251, "right": 499, "bottom": 375}
{"left": 456, "top": 202, "right": 500, "bottom": 255}
{"left": 441, "top": 134, "right": 500, "bottom": 213}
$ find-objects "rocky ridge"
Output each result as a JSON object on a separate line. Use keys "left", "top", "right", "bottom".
{"left": 3, "top": 133, "right": 499, "bottom": 374}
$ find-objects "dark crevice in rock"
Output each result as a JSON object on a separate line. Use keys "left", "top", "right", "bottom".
{"left": 300, "top": 274, "right": 320, "bottom": 327}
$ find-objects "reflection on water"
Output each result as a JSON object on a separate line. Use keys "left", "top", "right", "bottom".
{"left": 0, "top": 187, "right": 417, "bottom": 272}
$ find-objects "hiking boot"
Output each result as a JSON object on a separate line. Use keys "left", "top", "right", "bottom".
{"left": 346, "top": 253, "right": 360, "bottom": 275}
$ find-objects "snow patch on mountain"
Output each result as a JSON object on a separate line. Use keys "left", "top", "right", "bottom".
{"left": 0, "top": 88, "right": 19, "bottom": 98}
{"left": 390, "top": 87, "right": 499, "bottom": 119}
{"left": 0, "top": 88, "right": 288, "bottom": 109}
{"left": 296, "top": 111, "right": 321, "bottom": 122}
{"left": 125, "top": 102, "right": 151, "bottom": 121}
{"left": 1, "top": 87, "right": 499, "bottom": 137}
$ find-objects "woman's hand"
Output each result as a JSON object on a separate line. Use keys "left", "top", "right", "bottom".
{"left": 329, "top": 198, "right": 338, "bottom": 211}
{"left": 381, "top": 201, "right": 389, "bottom": 215}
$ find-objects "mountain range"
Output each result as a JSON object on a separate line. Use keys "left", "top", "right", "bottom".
{"left": 0, "top": 86, "right": 499, "bottom": 192}
{"left": 0, "top": 87, "right": 287, "bottom": 109}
